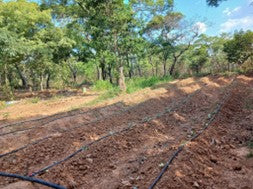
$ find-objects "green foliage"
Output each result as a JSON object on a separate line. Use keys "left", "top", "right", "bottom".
{"left": 86, "top": 86, "right": 120, "bottom": 106}
{"left": 92, "top": 80, "right": 114, "bottom": 91}
{"left": 190, "top": 45, "right": 209, "bottom": 74}
{"left": 224, "top": 30, "right": 253, "bottom": 65}
{"left": 2, "top": 112, "right": 10, "bottom": 120}
{"left": 248, "top": 141, "right": 253, "bottom": 149}
{"left": 1, "top": 85, "right": 14, "bottom": 101}
{"left": 29, "top": 97, "right": 40, "bottom": 104}
{"left": 0, "top": 0, "right": 251, "bottom": 96}
{"left": 246, "top": 151, "right": 253, "bottom": 158}
{"left": 126, "top": 76, "right": 173, "bottom": 94}
{"left": 0, "top": 101, "right": 6, "bottom": 110}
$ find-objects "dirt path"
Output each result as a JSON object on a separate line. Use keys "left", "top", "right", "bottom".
{"left": 1, "top": 75, "right": 251, "bottom": 189}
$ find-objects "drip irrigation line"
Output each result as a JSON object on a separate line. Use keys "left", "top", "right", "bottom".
{"left": 0, "top": 136, "right": 51, "bottom": 158}
{"left": 148, "top": 146, "right": 183, "bottom": 189}
{"left": 148, "top": 77, "right": 237, "bottom": 189}
{"left": 30, "top": 123, "right": 136, "bottom": 177}
{"left": 30, "top": 88, "right": 202, "bottom": 177}
{"left": 0, "top": 104, "right": 128, "bottom": 136}
{"left": 0, "top": 109, "right": 82, "bottom": 129}
{"left": 0, "top": 102, "right": 125, "bottom": 131}
{"left": 0, "top": 111, "right": 127, "bottom": 158}
{"left": 0, "top": 172, "right": 66, "bottom": 189}
{"left": 0, "top": 80, "right": 201, "bottom": 132}
{"left": 0, "top": 88, "right": 202, "bottom": 158}
{"left": 0, "top": 105, "right": 139, "bottom": 158}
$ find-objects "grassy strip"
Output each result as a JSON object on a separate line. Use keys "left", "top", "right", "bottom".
{"left": 84, "top": 76, "right": 174, "bottom": 107}
{"left": 126, "top": 76, "right": 173, "bottom": 94}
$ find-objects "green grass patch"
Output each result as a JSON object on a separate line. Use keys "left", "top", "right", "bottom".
{"left": 92, "top": 80, "right": 114, "bottom": 91}
{"left": 86, "top": 86, "right": 120, "bottom": 106}
{"left": 248, "top": 141, "right": 253, "bottom": 149}
{"left": 28, "top": 97, "right": 40, "bottom": 104}
{"left": 246, "top": 151, "right": 253, "bottom": 158}
{"left": 2, "top": 112, "right": 10, "bottom": 120}
{"left": 71, "top": 76, "right": 174, "bottom": 109}
{"left": 0, "top": 101, "right": 7, "bottom": 110}
{"left": 126, "top": 76, "right": 173, "bottom": 94}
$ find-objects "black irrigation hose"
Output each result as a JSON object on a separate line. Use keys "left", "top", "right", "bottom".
{"left": 30, "top": 88, "right": 203, "bottom": 177}
{"left": 0, "top": 104, "right": 128, "bottom": 136}
{"left": 0, "top": 87, "right": 202, "bottom": 158}
{"left": 0, "top": 101, "right": 128, "bottom": 131}
{"left": 0, "top": 172, "right": 66, "bottom": 189}
{"left": 0, "top": 136, "right": 51, "bottom": 158}
{"left": 0, "top": 105, "right": 137, "bottom": 158}
{"left": 0, "top": 110, "right": 127, "bottom": 158}
{"left": 0, "top": 110, "right": 81, "bottom": 129}
{"left": 0, "top": 79, "right": 198, "bottom": 132}
{"left": 30, "top": 124, "right": 136, "bottom": 177}
{"left": 148, "top": 146, "right": 184, "bottom": 189}
{"left": 148, "top": 78, "right": 237, "bottom": 189}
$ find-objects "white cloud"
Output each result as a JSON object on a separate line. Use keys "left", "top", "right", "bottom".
{"left": 222, "top": 7, "right": 241, "bottom": 16}
{"left": 220, "top": 16, "right": 253, "bottom": 32}
{"left": 194, "top": 22, "right": 207, "bottom": 34}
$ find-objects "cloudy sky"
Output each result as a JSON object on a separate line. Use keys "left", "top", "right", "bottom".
{"left": 174, "top": 0, "right": 253, "bottom": 36}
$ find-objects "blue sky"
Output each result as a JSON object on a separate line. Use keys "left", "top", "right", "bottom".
{"left": 174, "top": 0, "right": 253, "bottom": 36}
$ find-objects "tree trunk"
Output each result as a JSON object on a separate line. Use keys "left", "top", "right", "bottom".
{"left": 149, "top": 56, "right": 155, "bottom": 76}
{"left": 73, "top": 72, "right": 77, "bottom": 84}
{"left": 137, "top": 64, "right": 142, "bottom": 77}
{"left": 163, "top": 60, "right": 167, "bottom": 77}
{"left": 126, "top": 54, "right": 133, "bottom": 78}
{"left": 101, "top": 63, "right": 107, "bottom": 80}
{"left": 169, "top": 56, "right": 177, "bottom": 76}
{"left": 15, "top": 63, "right": 28, "bottom": 88}
{"left": 40, "top": 75, "right": 44, "bottom": 91}
{"left": 96, "top": 65, "right": 102, "bottom": 80}
{"left": 118, "top": 65, "right": 126, "bottom": 92}
{"left": 4, "top": 64, "right": 8, "bottom": 86}
{"left": 108, "top": 64, "right": 113, "bottom": 84}
{"left": 155, "top": 61, "right": 159, "bottom": 76}
{"left": 46, "top": 73, "right": 51, "bottom": 89}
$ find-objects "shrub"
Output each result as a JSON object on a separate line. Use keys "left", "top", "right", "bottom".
{"left": 1, "top": 85, "right": 14, "bottom": 101}
{"left": 0, "top": 101, "right": 6, "bottom": 110}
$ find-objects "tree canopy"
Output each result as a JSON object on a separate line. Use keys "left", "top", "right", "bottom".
{"left": 0, "top": 0, "right": 252, "bottom": 99}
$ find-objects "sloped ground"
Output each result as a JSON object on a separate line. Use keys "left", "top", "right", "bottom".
{"left": 0, "top": 75, "right": 252, "bottom": 189}
{"left": 156, "top": 75, "right": 253, "bottom": 189}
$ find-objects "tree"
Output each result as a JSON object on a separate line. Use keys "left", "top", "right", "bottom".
{"left": 224, "top": 31, "right": 253, "bottom": 69}
{"left": 0, "top": 0, "right": 52, "bottom": 89}
{"left": 190, "top": 45, "right": 209, "bottom": 74}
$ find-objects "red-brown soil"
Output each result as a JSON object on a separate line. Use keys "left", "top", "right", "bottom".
{"left": 0, "top": 75, "right": 252, "bottom": 189}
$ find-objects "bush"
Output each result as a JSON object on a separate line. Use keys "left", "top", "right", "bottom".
{"left": 0, "top": 101, "right": 6, "bottom": 110}
{"left": 1, "top": 84, "right": 14, "bottom": 101}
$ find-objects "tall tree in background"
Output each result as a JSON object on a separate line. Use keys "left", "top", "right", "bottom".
{"left": 224, "top": 30, "right": 253, "bottom": 70}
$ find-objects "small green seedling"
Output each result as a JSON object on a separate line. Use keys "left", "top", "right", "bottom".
{"left": 246, "top": 151, "right": 253, "bottom": 158}
{"left": 159, "top": 162, "right": 165, "bottom": 168}
{"left": 2, "top": 112, "right": 10, "bottom": 120}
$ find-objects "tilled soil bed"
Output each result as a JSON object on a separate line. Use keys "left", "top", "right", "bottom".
{"left": 1, "top": 75, "right": 252, "bottom": 189}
